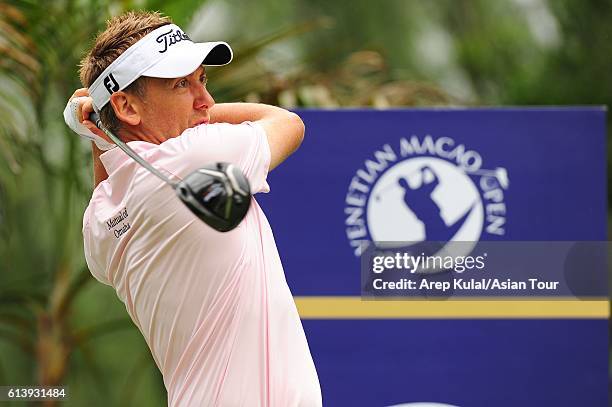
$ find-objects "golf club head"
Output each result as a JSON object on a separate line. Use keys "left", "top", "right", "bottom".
{"left": 175, "top": 162, "right": 251, "bottom": 232}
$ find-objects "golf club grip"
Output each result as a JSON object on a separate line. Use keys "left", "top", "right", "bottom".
{"left": 89, "top": 111, "right": 102, "bottom": 129}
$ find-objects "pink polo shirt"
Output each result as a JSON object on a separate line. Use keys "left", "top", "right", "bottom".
{"left": 82, "top": 122, "right": 321, "bottom": 406}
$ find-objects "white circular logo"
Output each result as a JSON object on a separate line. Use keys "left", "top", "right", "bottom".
{"left": 344, "top": 135, "right": 509, "bottom": 257}
{"left": 367, "top": 157, "right": 483, "bottom": 244}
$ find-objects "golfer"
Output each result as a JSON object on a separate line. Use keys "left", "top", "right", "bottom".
{"left": 64, "top": 11, "right": 321, "bottom": 406}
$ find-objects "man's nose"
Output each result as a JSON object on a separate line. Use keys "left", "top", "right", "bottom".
{"left": 194, "top": 83, "right": 215, "bottom": 110}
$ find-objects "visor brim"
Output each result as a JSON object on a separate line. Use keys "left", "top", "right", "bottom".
{"left": 142, "top": 41, "right": 233, "bottom": 79}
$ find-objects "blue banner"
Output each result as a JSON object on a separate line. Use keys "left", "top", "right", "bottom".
{"left": 258, "top": 108, "right": 607, "bottom": 407}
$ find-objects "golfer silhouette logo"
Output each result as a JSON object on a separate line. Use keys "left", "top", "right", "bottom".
{"left": 397, "top": 166, "right": 474, "bottom": 242}
{"left": 367, "top": 157, "right": 484, "bottom": 246}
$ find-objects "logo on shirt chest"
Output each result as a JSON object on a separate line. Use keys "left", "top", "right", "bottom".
{"left": 106, "top": 207, "right": 131, "bottom": 239}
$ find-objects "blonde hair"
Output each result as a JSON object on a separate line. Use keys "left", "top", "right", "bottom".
{"left": 79, "top": 11, "right": 172, "bottom": 134}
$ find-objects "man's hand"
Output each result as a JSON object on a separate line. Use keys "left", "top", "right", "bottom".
{"left": 65, "top": 88, "right": 110, "bottom": 187}
{"left": 210, "top": 103, "right": 304, "bottom": 171}
{"left": 66, "top": 88, "right": 108, "bottom": 141}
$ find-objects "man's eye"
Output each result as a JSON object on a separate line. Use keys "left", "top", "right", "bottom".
{"left": 200, "top": 76, "right": 208, "bottom": 86}
{"left": 176, "top": 79, "right": 188, "bottom": 88}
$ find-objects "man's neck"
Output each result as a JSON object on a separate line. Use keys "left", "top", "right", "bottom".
{"left": 92, "top": 143, "right": 109, "bottom": 188}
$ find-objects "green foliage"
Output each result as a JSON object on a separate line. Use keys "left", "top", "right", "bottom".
{"left": 144, "top": 0, "right": 208, "bottom": 27}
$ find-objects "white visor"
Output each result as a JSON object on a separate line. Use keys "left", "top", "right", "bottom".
{"left": 89, "top": 24, "right": 232, "bottom": 109}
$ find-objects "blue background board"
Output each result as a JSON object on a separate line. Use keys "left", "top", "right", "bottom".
{"left": 258, "top": 108, "right": 607, "bottom": 295}
{"left": 302, "top": 320, "right": 608, "bottom": 407}
{"left": 256, "top": 109, "right": 607, "bottom": 407}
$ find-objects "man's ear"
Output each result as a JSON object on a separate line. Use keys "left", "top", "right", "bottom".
{"left": 109, "top": 91, "right": 142, "bottom": 126}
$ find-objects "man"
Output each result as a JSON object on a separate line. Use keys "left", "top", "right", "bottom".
{"left": 64, "top": 11, "right": 322, "bottom": 406}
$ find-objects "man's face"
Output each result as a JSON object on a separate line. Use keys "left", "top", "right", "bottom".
{"left": 137, "top": 65, "right": 214, "bottom": 140}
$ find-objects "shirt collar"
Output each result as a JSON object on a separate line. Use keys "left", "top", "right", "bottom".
{"left": 99, "top": 141, "right": 154, "bottom": 174}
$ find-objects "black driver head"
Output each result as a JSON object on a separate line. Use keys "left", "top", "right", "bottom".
{"left": 175, "top": 162, "right": 251, "bottom": 232}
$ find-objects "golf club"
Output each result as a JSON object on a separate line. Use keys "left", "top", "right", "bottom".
{"left": 89, "top": 112, "right": 251, "bottom": 232}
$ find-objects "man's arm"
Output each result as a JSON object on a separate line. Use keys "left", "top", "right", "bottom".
{"left": 210, "top": 103, "right": 304, "bottom": 172}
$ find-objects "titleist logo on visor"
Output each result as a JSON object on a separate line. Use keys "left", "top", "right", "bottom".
{"left": 156, "top": 28, "right": 191, "bottom": 53}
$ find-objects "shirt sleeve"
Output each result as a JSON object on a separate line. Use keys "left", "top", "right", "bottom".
{"left": 176, "top": 121, "right": 271, "bottom": 194}
{"left": 82, "top": 207, "right": 111, "bottom": 286}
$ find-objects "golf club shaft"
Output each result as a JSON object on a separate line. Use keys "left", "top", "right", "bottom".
{"left": 90, "top": 112, "right": 176, "bottom": 187}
